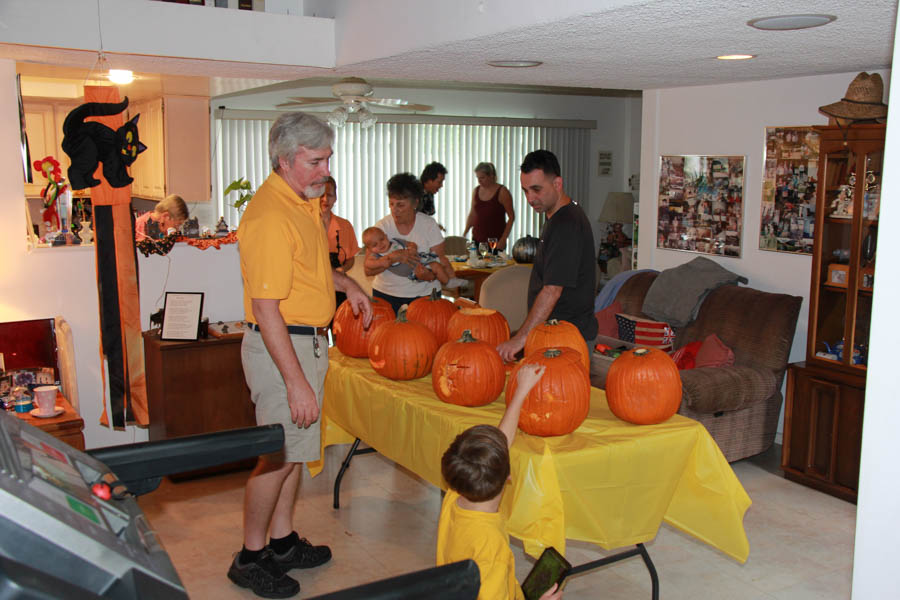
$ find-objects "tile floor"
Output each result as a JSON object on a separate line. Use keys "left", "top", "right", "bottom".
{"left": 138, "top": 444, "right": 857, "bottom": 599}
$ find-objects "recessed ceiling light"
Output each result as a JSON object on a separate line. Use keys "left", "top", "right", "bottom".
{"left": 487, "top": 60, "right": 543, "bottom": 68}
{"left": 717, "top": 54, "right": 756, "bottom": 61}
{"left": 747, "top": 14, "right": 836, "bottom": 31}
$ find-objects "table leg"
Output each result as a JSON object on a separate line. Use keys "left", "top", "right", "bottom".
{"left": 332, "top": 437, "right": 378, "bottom": 509}
{"left": 568, "top": 543, "right": 659, "bottom": 600}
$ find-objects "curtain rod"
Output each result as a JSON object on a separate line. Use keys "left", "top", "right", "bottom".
{"left": 215, "top": 108, "right": 596, "bottom": 129}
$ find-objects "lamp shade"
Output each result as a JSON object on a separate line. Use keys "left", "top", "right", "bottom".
{"left": 599, "top": 192, "right": 635, "bottom": 223}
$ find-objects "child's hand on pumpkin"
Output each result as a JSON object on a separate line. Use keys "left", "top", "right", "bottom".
{"left": 515, "top": 363, "right": 546, "bottom": 396}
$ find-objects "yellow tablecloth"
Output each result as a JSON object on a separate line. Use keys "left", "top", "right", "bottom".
{"left": 310, "top": 350, "right": 751, "bottom": 563}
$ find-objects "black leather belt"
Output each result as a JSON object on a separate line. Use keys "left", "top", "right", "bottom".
{"left": 249, "top": 323, "right": 329, "bottom": 336}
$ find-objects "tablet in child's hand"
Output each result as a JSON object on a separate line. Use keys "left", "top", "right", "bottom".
{"left": 521, "top": 546, "right": 572, "bottom": 600}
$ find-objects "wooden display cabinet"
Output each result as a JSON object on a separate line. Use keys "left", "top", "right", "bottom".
{"left": 143, "top": 331, "right": 256, "bottom": 477}
{"left": 781, "top": 124, "right": 883, "bottom": 502}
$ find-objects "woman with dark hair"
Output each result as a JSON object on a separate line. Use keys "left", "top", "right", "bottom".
{"left": 463, "top": 162, "right": 515, "bottom": 251}
{"left": 365, "top": 173, "right": 456, "bottom": 314}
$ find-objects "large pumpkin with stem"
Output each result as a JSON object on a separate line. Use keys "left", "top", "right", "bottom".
{"left": 432, "top": 329, "right": 506, "bottom": 406}
{"left": 525, "top": 319, "right": 589, "bottom": 371}
{"left": 333, "top": 297, "right": 395, "bottom": 358}
{"left": 407, "top": 289, "right": 458, "bottom": 345}
{"left": 367, "top": 306, "right": 439, "bottom": 380}
{"left": 447, "top": 307, "right": 510, "bottom": 347}
{"left": 506, "top": 347, "right": 590, "bottom": 436}
{"left": 606, "top": 347, "right": 682, "bottom": 425}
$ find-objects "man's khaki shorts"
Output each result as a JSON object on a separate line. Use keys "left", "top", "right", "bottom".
{"left": 241, "top": 328, "right": 329, "bottom": 463}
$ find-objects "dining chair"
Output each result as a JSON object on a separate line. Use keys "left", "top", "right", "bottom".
{"left": 478, "top": 265, "right": 532, "bottom": 333}
{"left": 442, "top": 235, "right": 468, "bottom": 256}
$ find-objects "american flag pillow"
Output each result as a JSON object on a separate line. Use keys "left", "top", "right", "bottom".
{"left": 615, "top": 313, "right": 675, "bottom": 350}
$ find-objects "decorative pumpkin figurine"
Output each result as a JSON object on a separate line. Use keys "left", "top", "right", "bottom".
{"left": 511, "top": 235, "right": 540, "bottom": 264}
{"left": 333, "top": 297, "right": 395, "bottom": 358}
{"left": 506, "top": 347, "right": 590, "bottom": 436}
{"left": 407, "top": 289, "right": 458, "bottom": 345}
{"left": 525, "top": 319, "right": 589, "bottom": 371}
{"left": 447, "top": 307, "right": 510, "bottom": 348}
{"left": 432, "top": 330, "right": 506, "bottom": 406}
{"left": 606, "top": 347, "right": 682, "bottom": 425}
{"left": 367, "top": 306, "right": 439, "bottom": 380}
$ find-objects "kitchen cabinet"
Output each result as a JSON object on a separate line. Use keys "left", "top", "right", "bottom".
{"left": 126, "top": 95, "right": 210, "bottom": 204}
{"left": 22, "top": 99, "right": 79, "bottom": 197}
{"left": 781, "top": 124, "right": 883, "bottom": 502}
{"left": 143, "top": 331, "right": 256, "bottom": 476}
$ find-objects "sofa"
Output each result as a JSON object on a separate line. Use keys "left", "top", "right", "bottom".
{"left": 590, "top": 271, "right": 802, "bottom": 462}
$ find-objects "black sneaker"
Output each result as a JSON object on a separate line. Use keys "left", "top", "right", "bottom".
{"left": 270, "top": 537, "right": 332, "bottom": 570}
{"left": 227, "top": 549, "right": 300, "bottom": 599}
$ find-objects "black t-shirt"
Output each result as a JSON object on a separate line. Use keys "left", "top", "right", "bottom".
{"left": 418, "top": 192, "right": 436, "bottom": 216}
{"left": 527, "top": 202, "right": 598, "bottom": 341}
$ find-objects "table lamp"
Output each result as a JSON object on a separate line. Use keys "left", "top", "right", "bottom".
{"left": 599, "top": 192, "right": 634, "bottom": 247}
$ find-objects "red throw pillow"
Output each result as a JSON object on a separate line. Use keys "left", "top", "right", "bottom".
{"left": 670, "top": 341, "right": 703, "bottom": 370}
{"left": 594, "top": 300, "right": 623, "bottom": 338}
{"left": 694, "top": 334, "right": 735, "bottom": 368}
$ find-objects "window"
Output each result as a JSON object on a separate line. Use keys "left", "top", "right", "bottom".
{"left": 215, "top": 115, "right": 591, "bottom": 248}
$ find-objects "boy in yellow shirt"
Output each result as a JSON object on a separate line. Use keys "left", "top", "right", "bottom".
{"left": 436, "top": 364, "right": 563, "bottom": 600}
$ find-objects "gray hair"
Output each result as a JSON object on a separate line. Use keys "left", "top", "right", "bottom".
{"left": 268, "top": 112, "right": 334, "bottom": 171}
{"left": 474, "top": 162, "right": 496, "bottom": 178}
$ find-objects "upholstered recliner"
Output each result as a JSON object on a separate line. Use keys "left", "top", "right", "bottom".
{"left": 590, "top": 271, "right": 802, "bottom": 462}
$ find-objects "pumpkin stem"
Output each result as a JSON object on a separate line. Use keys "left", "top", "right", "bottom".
{"left": 459, "top": 329, "right": 477, "bottom": 343}
{"left": 634, "top": 348, "right": 650, "bottom": 357}
{"left": 543, "top": 348, "right": 562, "bottom": 358}
{"left": 397, "top": 305, "right": 409, "bottom": 322}
{"left": 545, "top": 319, "right": 560, "bottom": 326}
{"left": 430, "top": 288, "right": 442, "bottom": 301}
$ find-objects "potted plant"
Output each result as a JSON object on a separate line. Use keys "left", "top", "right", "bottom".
{"left": 223, "top": 177, "right": 254, "bottom": 212}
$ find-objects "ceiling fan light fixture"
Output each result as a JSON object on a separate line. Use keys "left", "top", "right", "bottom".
{"left": 107, "top": 69, "right": 134, "bottom": 85}
{"left": 357, "top": 106, "right": 377, "bottom": 129}
{"left": 747, "top": 14, "right": 836, "bottom": 31}
{"left": 487, "top": 59, "right": 543, "bottom": 68}
{"left": 716, "top": 54, "right": 756, "bottom": 61}
{"left": 327, "top": 105, "right": 349, "bottom": 127}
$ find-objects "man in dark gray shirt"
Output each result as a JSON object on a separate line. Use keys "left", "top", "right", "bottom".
{"left": 497, "top": 150, "right": 597, "bottom": 362}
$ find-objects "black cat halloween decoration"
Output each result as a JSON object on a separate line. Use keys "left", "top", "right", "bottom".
{"left": 61, "top": 97, "right": 148, "bottom": 189}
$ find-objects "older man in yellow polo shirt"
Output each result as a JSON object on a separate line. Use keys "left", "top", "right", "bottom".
{"left": 228, "top": 112, "right": 372, "bottom": 599}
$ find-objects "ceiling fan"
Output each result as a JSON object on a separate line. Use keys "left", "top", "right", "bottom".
{"left": 277, "top": 77, "right": 433, "bottom": 128}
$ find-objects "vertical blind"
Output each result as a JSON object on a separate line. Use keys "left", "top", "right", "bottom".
{"left": 215, "top": 118, "right": 590, "bottom": 249}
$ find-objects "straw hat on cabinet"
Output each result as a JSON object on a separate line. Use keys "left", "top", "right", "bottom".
{"left": 819, "top": 72, "right": 888, "bottom": 124}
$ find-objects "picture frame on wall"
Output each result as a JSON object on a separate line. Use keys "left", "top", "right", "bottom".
{"left": 759, "top": 127, "right": 819, "bottom": 254}
{"left": 657, "top": 155, "right": 745, "bottom": 258}
{"left": 160, "top": 292, "right": 205, "bottom": 341}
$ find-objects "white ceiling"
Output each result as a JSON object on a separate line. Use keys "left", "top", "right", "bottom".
{"left": 1, "top": 0, "right": 896, "bottom": 105}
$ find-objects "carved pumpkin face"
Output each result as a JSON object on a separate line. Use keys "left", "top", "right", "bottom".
{"left": 432, "top": 330, "right": 505, "bottom": 407}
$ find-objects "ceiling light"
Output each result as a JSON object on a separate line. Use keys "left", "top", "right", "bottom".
{"left": 326, "top": 105, "right": 349, "bottom": 127}
{"left": 107, "top": 69, "right": 134, "bottom": 85}
{"left": 357, "top": 106, "right": 377, "bottom": 129}
{"left": 487, "top": 60, "right": 543, "bottom": 68}
{"left": 748, "top": 14, "right": 836, "bottom": 31}
{"left": 717, "top": 54, "right": 756, "bottom": 61}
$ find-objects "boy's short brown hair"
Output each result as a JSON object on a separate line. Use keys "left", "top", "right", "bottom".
{"left": 441, "top": 424, "right": 510, "bottom": 502}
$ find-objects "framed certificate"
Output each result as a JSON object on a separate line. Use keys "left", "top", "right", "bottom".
{"left": 160, "top": 292, "right": 205, "bottom": 341}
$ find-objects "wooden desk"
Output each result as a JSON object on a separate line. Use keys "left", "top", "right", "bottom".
{"left": 450, "top": 260, "right": 518, "bottom": 302}
{"left": 143, "top": 331, "right": 256, "bottom": 476}
{"left": 15, "top": 393, "right": 85, "bottom": 451}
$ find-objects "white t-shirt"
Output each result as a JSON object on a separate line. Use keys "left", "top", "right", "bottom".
{"left": 373, "top": 213, "right": 444, "bottom": 298}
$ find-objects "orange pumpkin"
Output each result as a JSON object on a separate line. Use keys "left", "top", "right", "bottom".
{"left": 447, "top": 308, "right": 510, "bottom": 348}
{"left": 506, "top": 347, "right": 590, "bottom": 436}
{"left": 367, "top": 306, "right": 439, "bottom": 380}
{"left": 454, "top": 297, "right": 480, "bottom": 309}
{"left": 432, "top": 330, "right": 506, "bottom": 406}
{"left": 525, "top": 319, "right": 589, "bottom": 371}
{"left": 605, "top": 347, "right": 682, "bottom": 425}
{"left": 407, "top": 289, "right": 458, "bottom": 345}
{"left": 332, "top": 297, "right": 395, "bottom": 358}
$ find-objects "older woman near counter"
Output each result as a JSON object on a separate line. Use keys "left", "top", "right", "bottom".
{"left": 463, "top": 162, "right": 515, "bottom": 251}
{"left": 366, "top": 172, "right": 452, "bottom": 314}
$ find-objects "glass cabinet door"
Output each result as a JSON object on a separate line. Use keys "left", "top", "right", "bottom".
{"left": 811, "top": 139, "right": 881, "bottom": 372}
